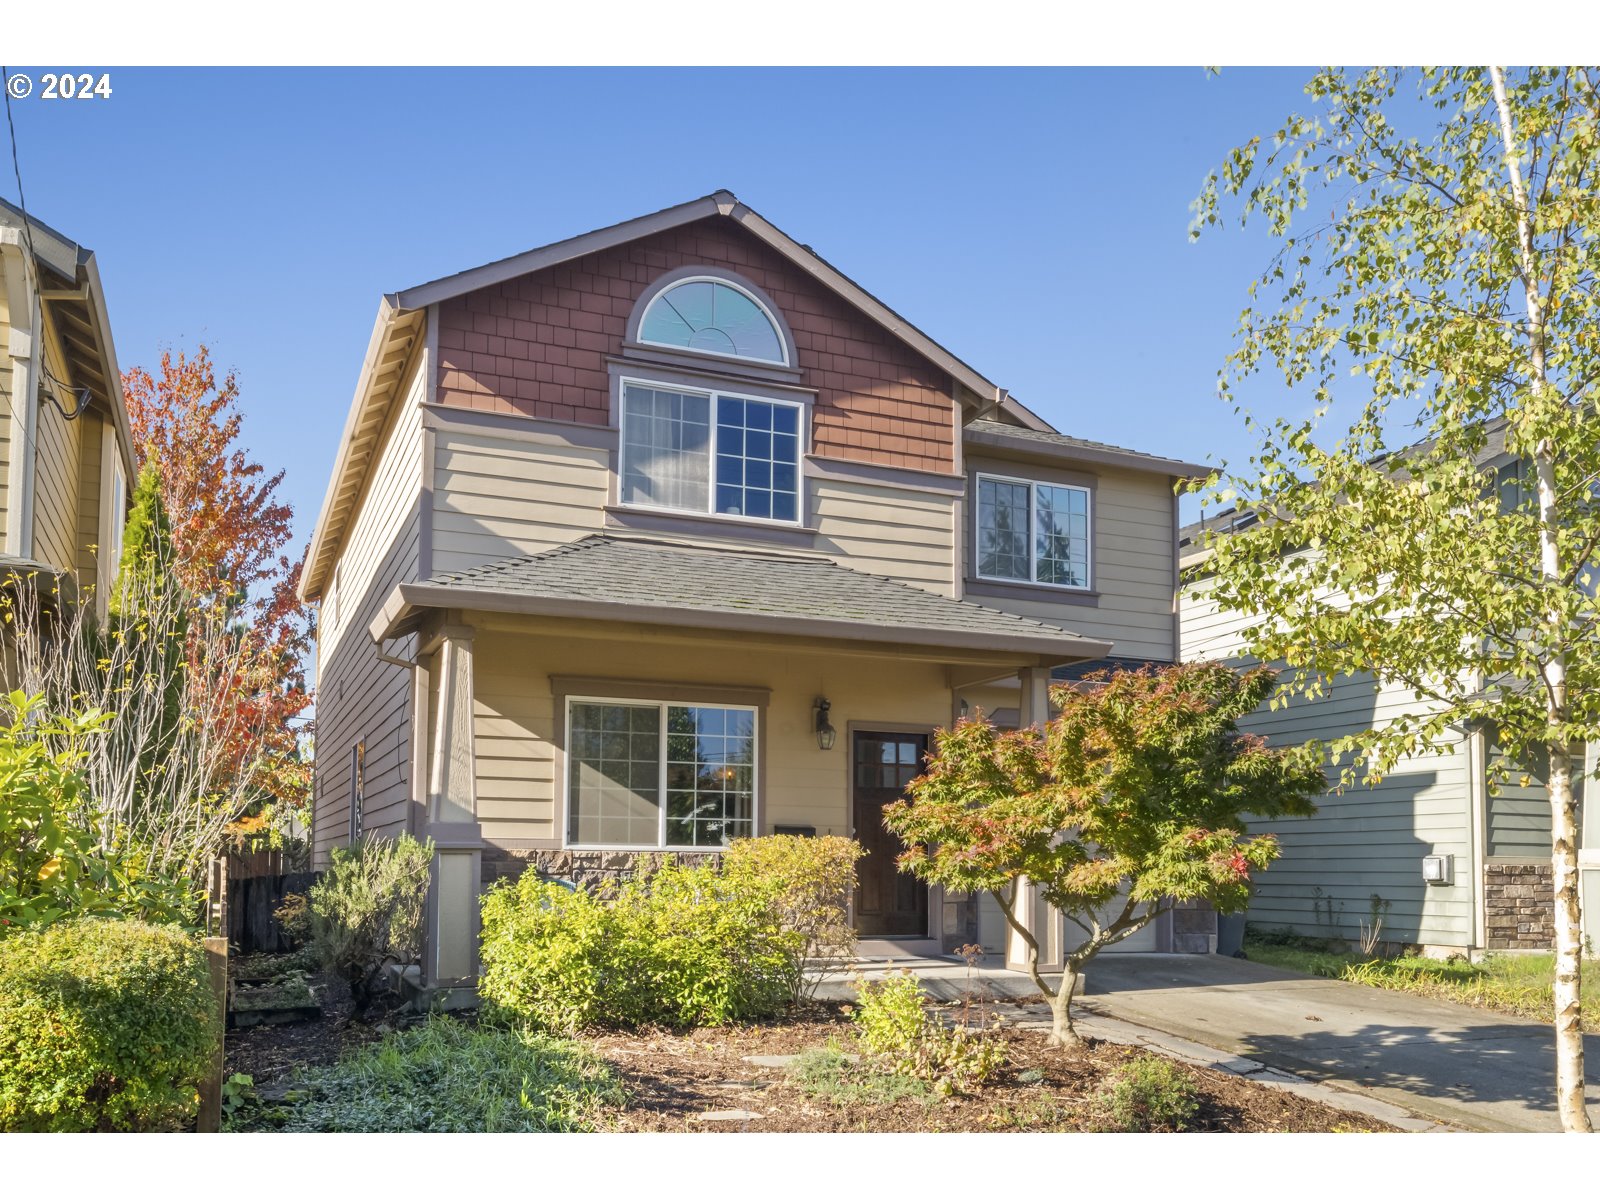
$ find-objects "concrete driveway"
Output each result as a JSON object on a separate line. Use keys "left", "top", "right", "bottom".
{"left": 1081, "top": 954, "right": 1600, "bottom": 1132}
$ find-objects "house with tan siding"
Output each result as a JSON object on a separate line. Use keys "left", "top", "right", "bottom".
{"left": 0, "top": 200, "right": 134, "bottom": 615}
{"left": 301, "top": 193, "right": 1205, "bottom": 991}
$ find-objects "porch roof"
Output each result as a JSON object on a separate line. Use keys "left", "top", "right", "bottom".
{"left": 372, "top": 534, "right": 1114, "bottom": 663}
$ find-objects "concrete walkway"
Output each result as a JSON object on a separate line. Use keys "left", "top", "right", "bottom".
{"left": 822, "top": 946, "right": 1600, "bottom": 1132}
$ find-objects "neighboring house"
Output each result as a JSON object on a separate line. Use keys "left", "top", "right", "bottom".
{"left": 1179, "top": 425, "right": 1598, "bottom": 956}
{"left": 0, "top": 200, "right": 135, "bottom": 618}
{"left": 302, "top": 192, "right": 1204, "bottom": 991}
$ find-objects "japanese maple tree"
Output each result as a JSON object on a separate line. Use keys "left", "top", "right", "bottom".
{"left": 884, "top": 663, "right": 1323, "bottom": 1046}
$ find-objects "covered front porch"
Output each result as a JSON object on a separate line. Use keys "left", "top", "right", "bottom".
{"left": 369, "top": 534, "right": 1119, "bottom": 992}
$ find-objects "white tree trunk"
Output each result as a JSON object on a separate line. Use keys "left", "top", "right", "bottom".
{"left": 1492, "top": 66, "right": 1592, "bottom": 1132}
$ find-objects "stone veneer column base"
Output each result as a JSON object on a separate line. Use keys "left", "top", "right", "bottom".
{"left": 1484, "top": 863, "right": 1555, "bottom": 950}
{"left": 482, "top": 846, "right": 722, "bottom": 890}
{"left": 1170, "top": 897, "right": 1218, "bottom": 955}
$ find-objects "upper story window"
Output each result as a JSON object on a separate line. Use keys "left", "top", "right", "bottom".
{"left": 620, "top": 380, "right": 802, "bottom": 523}
{"left": 975, "top": 472, "right": 1092, "bottom": 589}
{"left": 638, "top": 277, "right": 789, "bottom": 365}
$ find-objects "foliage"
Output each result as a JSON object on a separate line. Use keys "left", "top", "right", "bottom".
{"left": 308, "top": 833, "right": 432, "bottom": 1016}
{"left": 722, "top": 834, "right": 864, "bottom": 1000}
{"left": 1189, "top": 64, "right": 1600, "bottom": 1131}
{"left": 885, "top": 662, "right": 1323, "bottom": 1042}
{"left": 273, "top": 890, "right": 312, "bottom": 944}
{"left": 788, "top": 1044, "right": 933, "bottom": 1107}
{"left": 121, "top": 343, "right": 313, "bottom": 813}
{"left": 1093, "top": 1054, "right": 1201, "bottom": 1132}
{"left": 0, "top": 694, "right": 195, "bottom": 933}
{"left": 0, "top": 918, "right": 220, "bottom": 1131}
{"left": 228, "top": 1016, "right": 624, "bottom": 1132}
{"left": 849, "top": 969, "right": 1008, "bottom": 1096}
{"left": 479, "top": 862, "right": 803, "bottom": 1033}
{"left": 220, "top": 1073, "right": 255, "bottom": 1123}
{"left": 2, "top": 563, "right": 290, "bottom": 898}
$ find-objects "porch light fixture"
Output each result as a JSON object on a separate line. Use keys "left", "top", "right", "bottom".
{"left": 814, "top": 698, "right": 836, "bottom": 751}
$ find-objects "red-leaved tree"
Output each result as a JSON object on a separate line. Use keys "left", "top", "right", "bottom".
{"left": 121, "top": 345, "right": 313, "bottom": 809}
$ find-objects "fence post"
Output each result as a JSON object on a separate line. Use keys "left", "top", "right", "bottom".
{"left": 197, "top": 857, "right": 230, "bottom": 1132}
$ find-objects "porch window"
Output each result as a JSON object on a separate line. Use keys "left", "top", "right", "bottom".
{"left": 566, "top": 698, "right": 756, "bottom": 848}
{"left": 975, "top": 472, "right": 1091, "bottom": 589}
{"left": 620, "top": 381, "right": 801, "bottom": 523}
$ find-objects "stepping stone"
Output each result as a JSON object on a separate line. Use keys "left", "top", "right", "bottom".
{"left": 694, "top": 1109, "right": 764, "bottom": 1122}
{"left": 741, "top": 1054, "right": 799, "bottom": 1068}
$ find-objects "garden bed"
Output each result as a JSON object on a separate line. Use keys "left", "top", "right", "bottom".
{"left": 587, "top": 1003, "right": 1390, "bottom": 1133}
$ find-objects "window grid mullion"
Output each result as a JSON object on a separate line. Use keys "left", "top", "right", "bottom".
{"left": 659, "top": 701, "right": 669, "bottom": 848}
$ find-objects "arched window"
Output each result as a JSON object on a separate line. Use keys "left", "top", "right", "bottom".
{"left": 638, "top": 277, "right": 789, "bottom": 365}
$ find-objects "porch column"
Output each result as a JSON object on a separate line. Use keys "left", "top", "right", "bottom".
{"left": 1007, "top": 667, "right": 1063, "bottom": 972}
{"left": 425, "top": 624, "right": 482, "bottom": 987}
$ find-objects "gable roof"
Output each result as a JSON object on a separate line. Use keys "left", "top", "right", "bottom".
{"left": 370, "top": 533, "right": 1113, "bottom": 663}
{"left": 301, "top": 191, "right": 1052, "bottom": 600}
{"left": 0, "top": 199, "right": 135, "bottom": 480}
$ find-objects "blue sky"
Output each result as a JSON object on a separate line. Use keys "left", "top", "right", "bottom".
{"left": 2, "top": 66, "right": 1316, "bottom": 548}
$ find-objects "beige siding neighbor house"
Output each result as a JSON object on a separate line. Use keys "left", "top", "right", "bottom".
{"left": 1179, "top": 434, "right": 1599, "bottom": 956}
{"left": 302, "top": 193, "right": 1204, "bottom": 991}
{"left": 0, "top": 200, "right": 135, "bottom": 616}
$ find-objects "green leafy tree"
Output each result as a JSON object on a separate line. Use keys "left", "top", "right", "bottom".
{"left": 884, "top": 664, "right": 1323, "bottom": 1046}
{"left": 109, "top": 463, "right": 187, "bottom": 800}
{"left": 1190, "top": 66, "right": 1600, "bottom": 1131}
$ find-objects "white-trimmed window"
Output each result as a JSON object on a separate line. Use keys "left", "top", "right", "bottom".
{"left": 566, "top": 698, "right": 756, "bottom": 849}
{"left": 639, "top": 277, "right": 788, "bottom": 365}
{"left": 620, "top": 380, "right": 802, "bottom": 523}
{"left": 975, "top": 472, "right": 1092, "bottom": 589}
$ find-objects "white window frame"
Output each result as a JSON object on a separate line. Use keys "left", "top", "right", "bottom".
{"left": 974, "top": 470, "right": 1093, "bottom": 592}
{"left": 617, "top": 375, "right": 806, "bottom": 527}
{"left": 563, "top": 694, "right": 761, "bottom": 852}
{"left": 637, "top": 275, "right": 791, "bottom": 366}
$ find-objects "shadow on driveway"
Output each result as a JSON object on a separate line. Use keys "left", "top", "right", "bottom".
{"left": 1080, "top": 954, "right": 1600, "bottom": 1131}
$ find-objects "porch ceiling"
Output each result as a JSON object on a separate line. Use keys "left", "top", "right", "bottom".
{"left": 372, "top": 533, "right": 1113, "bottom": 665}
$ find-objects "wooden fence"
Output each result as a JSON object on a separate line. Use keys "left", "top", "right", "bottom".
{"left": 227, "top": 869, "right": 319, "bottom": 955}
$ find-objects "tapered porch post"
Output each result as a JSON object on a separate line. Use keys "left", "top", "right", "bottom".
{"left": 1007, "top": 666, "right": 1062, "bottom": 973}
{"left": 424, "top": 624, "right": 482, "bottom": 989}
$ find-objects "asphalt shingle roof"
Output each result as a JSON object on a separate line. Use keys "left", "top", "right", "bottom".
{"left": 964, "top": 419, "right": 1207, "bottom": 476}
{"left": 408, "top": 534, "right": 1108, "bottom": 656}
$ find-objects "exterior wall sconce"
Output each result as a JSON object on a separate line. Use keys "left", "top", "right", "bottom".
{"left": 814, "top": 698, "right": 837, "bottom": 751}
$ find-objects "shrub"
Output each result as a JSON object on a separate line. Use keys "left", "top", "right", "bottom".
{"left": 480, "top": 860, "right": 802, "bottom": 1033}
{"left": 850, "top": 969, "right": 1008, "bottom": 1096}
{"left": 789, "top": 1044, "right": 932, "bottom": 1107}
{"left": 722, "top": 835, "right": 863, "bottom": 1000}
{"left": 1095, "top": 1054, "right": 1200, "bottom": 1131}
{"left": 0, "top": 694, "right": 195, "bottom": 935}
{"left": 0, "top": 918, "right": 220, "bottom": 1131}
{"left": 308, "top": 833, "right": 432, "bottom": 1015}
{"left": 230, "top": 1016, "right": 624, "bottom": 1132}
{"left": 272, "top": 890, "right": 311, "bottom": 944}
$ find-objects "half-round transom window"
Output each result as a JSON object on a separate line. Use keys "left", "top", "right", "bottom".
{"left": 639, "top": 278, "right": 788, "bottom": 365}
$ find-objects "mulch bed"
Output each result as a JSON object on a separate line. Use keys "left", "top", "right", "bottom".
{"left": 225, "top": 970, "right": 388, "bottom": 1088}
{"left": 226, "top": 967, "right": 1393, "bottom": 1132}
{"left": 584, "top": 1002, "right": 1396, "bottom": 1133}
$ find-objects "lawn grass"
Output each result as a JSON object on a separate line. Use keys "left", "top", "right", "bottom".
{"left": 231, "top": 1016, "right": 625, "bottom": 1131}
{"left": 1245, "top": 931, "right": 1600, "bottom": 1031}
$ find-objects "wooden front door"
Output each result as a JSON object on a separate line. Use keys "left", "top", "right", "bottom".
{"left": 852, "top": 730, "right": 930, "bottom": 936}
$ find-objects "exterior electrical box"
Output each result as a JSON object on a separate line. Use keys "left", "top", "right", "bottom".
{"left": 1422, "top": 854, "right": 1454, "bottom": 885}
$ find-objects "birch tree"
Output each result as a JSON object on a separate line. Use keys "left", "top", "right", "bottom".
{"left": 1191, "top": 66, "right": 1600, "bottom": 1131}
